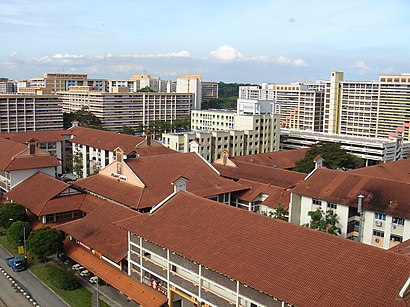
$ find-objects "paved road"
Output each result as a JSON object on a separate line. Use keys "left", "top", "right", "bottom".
{"left": 0, "top": 244, "right": 68, "bottom": 307}
{"left": 0, "top": 273, "right": 32, "bottom": 307}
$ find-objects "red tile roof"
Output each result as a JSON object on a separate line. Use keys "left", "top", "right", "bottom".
{"left": 235, "top": 179, "right": 290, "bottom": 209}
{"left": 389, "top": 239, "right": 410, "bottom": 258}
{"left": 58, "top": 201, "right": 140, "bottom": 262}
{"left": 68, "top": 126, "right": 168, "bottom": 155}
{"left": 76, "top": 153, "right": 246, "bottom": 210}
{"left": 232, "top": 148, "right": 308, "bottom": 169}
{"left": 64, "top": 242, "right": 167, "bottom": 307}
{"left": 73, "top": 175, "right": 144, "bottom": 210}
{"left": 350, "top": 159, "right": 410, "bottom": 182}
{"left": 5, "top": 172, "right": 102, "bottom": 216}
{"left": 117, "top": 191, "right": 410, "bottom": 307}
{"left": 213, "top": 160, "right": 305, "bottom": 188}
{"left": 0, "top": 138, "right": 60, "bottom": 171}
{"left": 292, "top": 168, "right": 410, "bottom": 219}
{"left": 0, "top": 130, "right": 66, "bottom": 143}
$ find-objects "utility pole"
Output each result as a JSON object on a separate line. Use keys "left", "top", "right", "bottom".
{"left": 96, "top": 276, "right": 99, "bottom": 307}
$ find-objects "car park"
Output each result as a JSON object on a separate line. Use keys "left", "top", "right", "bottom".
{"left": 76, "top": 266, "right": 84, "bottom": 271}
{"left": 71, "top": 264, "right": 80, "bottom": 270}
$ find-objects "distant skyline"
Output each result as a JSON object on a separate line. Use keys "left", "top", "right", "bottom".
{"left": 1, "top": 0, "right": 409, "bottom": 83}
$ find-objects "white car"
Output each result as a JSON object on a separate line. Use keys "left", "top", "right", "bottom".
{"left": 80, "top": 270, "right": 89, "bottom": 277}
{"left": 71, "top": 264, "right": 80, "bottom": 270}
{"left": 76, "top": 266, "right": 84, "bottom": 271}
{"left": 89, "top": 276, "right": 98, "bottom": 284}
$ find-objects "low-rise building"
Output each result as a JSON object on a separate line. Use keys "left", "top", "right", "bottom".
{"left": 289, "top": 161, "right": 410, "bottom": 249}
{"left": 281, "top": 128, "right": 409, "bottom": 165}
{"left": 117, "top": 191, "right": 410, "bottom": 307}
{"left": 0, "top": 138, "right": 59, "bottom": 192}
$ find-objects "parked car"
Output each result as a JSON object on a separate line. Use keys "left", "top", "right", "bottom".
{"left": 80, "top": 269, "right": 89, "bottom": 277}
{"left": 64, "top": 259, "right": 74, "bottom": 266}
{"left": 71, "top": 264, "right": 81, "bottom": 270}
{"left": 76, "top": 266, "right": 84, "bottom": 271}
{"left": 89, "top": 276, "right": 98, "bottom": 284}
{"left": 6, "top": 257, "right": 26, "bottom": 272}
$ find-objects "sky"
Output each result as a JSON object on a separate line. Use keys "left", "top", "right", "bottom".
{"left": 1, "top": 0, "right": 409, "bottom": 83}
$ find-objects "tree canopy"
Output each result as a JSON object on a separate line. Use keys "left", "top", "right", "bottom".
{"left": 63, "top": 107, "right": 103, "bottom": 130}
{"left": 293, "top": 142, "right": 364, "bottom": 173}
{"left": 26, "top": 227, "right": 64, "bottom": 260}
{"left": 137, "top": 86, "right": 155, "bottom": 92}
{"left": 270, "top": 204, "right": 289, "bottom": 221}
{"left": 0, "top": 203, "right": 27, "bottom": 228}
{"left": 119, "top": 125, "right": 135, "bottom": 135}
{"left": 7, "top": 221, "right": 31, "bottom": 247}
{"left": 202, "top": 82, "right": 257, "bottom": 110}
{"left": 304, "top": 208, "right": 341, "bottom": 235}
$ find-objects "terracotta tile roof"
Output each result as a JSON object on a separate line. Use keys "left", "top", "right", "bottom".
{"left": 389, "top": 239, "right": 410, "bottom": 258}
{"left": 235, "top": 179, "right": 290, "bottom": 209}
{"left": 292, "top": 168, "right": 410, "bottom": 219}
{"left": 124, "top": 153, "right": 246, "bottom": 208}
{"left": 0, "top": 138, "right": 60, "bottom": 171}
{"left": 64, "top": 242, "right": 167, "bottom": 307}
{"left": 0, "top": 130, "right": 66, "bottom": 143}
{"left": 58, "top": 201, "right": 140, "bottom": 262}
{"left": 5, "top": 173, "right": 103, "bottom": 216}
{"left": 5, "top": 173, "right": 69, "bottom": 215}
{"left": 69, "top": 126, "right": 150, "bottom": 154}
{"left": 135, "top": 145, "right": 178, "bottom": 157}
{"left": 232, "top": 148, "right": 308, "bottom": 169}
{"left": 77, "top": 153, "right": 246, "bottom": 210}
{"left": 73, "top": 175, "right": 144, "bottom": 210}
{"left": 213, "top": 160, "right": 305, "bottom": 188}
{"left": 350, "top": 159, "right": 410, "bottom": 182}
{"left": 116, "top": 191, "right": 410, "bottom": 307}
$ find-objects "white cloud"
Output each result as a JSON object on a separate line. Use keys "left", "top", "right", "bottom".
{"left": 9, "top": 51, "right": 18, "bottom": 57}
{"left": 352, "top": 60, "right": 371, "bottom": 71}
{"left": 210, "top": 45, "right": 244, "bottom": 62}
{"left": 276, "top": 56, "right": 306, "bottom": 66}
{"left": 52, "top": 53, "right": 84, "bottom": 59}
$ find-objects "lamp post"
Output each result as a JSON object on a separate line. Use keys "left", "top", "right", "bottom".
{"left": 357, "top": 195, "right": 364, "bottom": 243}
{"left": 96, "top": 276, "right": 99, "bottom": 307}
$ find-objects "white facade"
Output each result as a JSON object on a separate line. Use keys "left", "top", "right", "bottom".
{"left": 176, "top": 75, "right": 202, "bottom": 110}
{"left": 289, "top": 193, "right": 410, "bottom": 250}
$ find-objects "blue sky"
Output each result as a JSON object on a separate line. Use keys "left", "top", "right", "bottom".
{"left": 1, "top": 0, "right": 409, "bottom": 83}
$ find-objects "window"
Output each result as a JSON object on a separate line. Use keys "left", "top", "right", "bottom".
{"left": 390, "top": 235, "right": 403, "bottom": 243}
{"left": 312, "top": 199, "right": 322, "bottom": 206}
{"left": 373, "top": 230, "right": 384, "bottom": 237}
{"left": 392, "top": 217, "right": 405, "bottom": 226}
{"left": 327, "top": 202, "right": 337, "bottom": 210}
{"left": 375, "top": 212, "right": 386, "bottom": 221}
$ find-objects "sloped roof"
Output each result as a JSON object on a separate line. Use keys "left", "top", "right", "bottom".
{"left": 64, "top": 242, "right": 167, "bottom": 306}
{"left": 390, "top": 239, "right": 410, "bottom": 258}
{"left": 292, "top": 168, "right": 410, "bottom": 219}
{"left": 0, "top": 138, "right": 60, "bottom": 171}
{"left": 235, "top": 179, "right": 290, "bottom": 209}
{"left": 68, "top": 126, "right": 164, "bottom": 155}
{"left": 124, "top": 153, "right": 246, "bottom": 208}
{"left": 0, "top": 130, "right": 66, "bottom": 143}
{"left": 213, "top": 160, "right": 305, "bottom": 188}
{"left": 58, "top": 201, "right": 140, "bottom": 262}
{"left": 117, "top": 191, "right": 410, "bottom": 307}
{"left": 73, "top": 175, "right": 144, "bottom": 210}
{"left": 232, "top": 148, "right": 308, "bottom": 169}
{"left": 350, "top": 159, "right": 410, "bottom": 182}
{"left": 5, "top": 172, "right": 102, "bottom": 216}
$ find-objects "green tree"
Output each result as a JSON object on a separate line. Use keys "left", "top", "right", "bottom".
{"left": 0, "top": 203, "right": 27, "bottom": 228}
{"left": 148, "top": 120, "right": 172, "bottom": 138}
{"left": 47, "top": 266, "right": 79, "bottom": 290}
{"left": 119, "top": 125, "right": 135, "bottom": 135}
{"left": 270, "top": 204, "right": 289, "bottom": 221}
{"left": 72, "top": 149, "right": 83, "bottom": 177}
{"left": 63, "top": 107, "right": 103, "bottom": 130}
{"left": 7, "top": 221, "right": 31, "bottom": 247}
{"left": 26, "top": 227, "right": 64, "bottom": 260}
{"left": 137, "top": 86, "right": 155, "bottom": 92}
{"left": 172, "top": 116, "right": 191, "bottom": 132}
{"left": 293, "top": 142, "right": 364, "bottom": 173}
{"left": 304, "top": 208, "right": 341, "bottom": 235}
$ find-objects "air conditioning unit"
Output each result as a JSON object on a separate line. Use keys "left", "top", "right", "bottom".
{"left": 375, "top": 238, "right": 380, "bottom": 243}
{"left": 375, "top": 221, "right": 382, "bottom": 227}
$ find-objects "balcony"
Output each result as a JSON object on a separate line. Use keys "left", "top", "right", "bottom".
{"left": 170, "top": 272, "right": 199, "bottom": 296}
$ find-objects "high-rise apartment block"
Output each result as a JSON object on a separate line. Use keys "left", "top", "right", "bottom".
{"left": 176, "top": 74, "right": 202, "bottom": 110}
{"left": 0, "top": 93, "right": 63, "bottom": 132}
{"left": 59, "top": 88, "right": 192, "bottom": 131}
{"left": 239, "top": 82, "right": 325, "bottom": 132}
